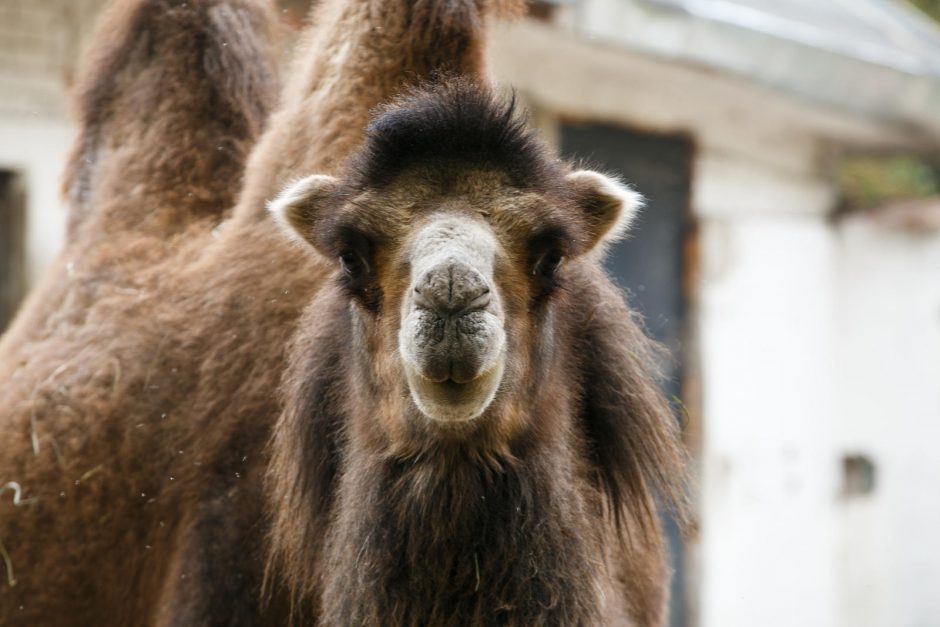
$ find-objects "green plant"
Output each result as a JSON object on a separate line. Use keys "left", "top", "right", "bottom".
{"left": 908, "top": 0, "right": 940, "bottom": 21}
{"left": 839, "top": 156, "right": 940, "bottom": 209}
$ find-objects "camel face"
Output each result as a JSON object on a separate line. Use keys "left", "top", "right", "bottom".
{"left": 269, "top": 172, "right": 568, "bottom": 429}
{"left": 268, "top": 81, "right": 643, "bottom": 433}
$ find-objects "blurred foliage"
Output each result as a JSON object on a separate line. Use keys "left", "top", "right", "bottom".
{"left": 839, "top": 156, "right": 940, "bottom": 210}
{"left": 837, "top": 3, "right": 940, "bottom": 210}
{"left": 908, "top": 0, "right": 940, "bottom": 21}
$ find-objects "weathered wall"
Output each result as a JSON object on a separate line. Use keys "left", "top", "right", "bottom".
{"left": 694, "top": 149, "right": 841, "bottom": 627}
{"left": 835, "top": 217, "right": 940, "bottom": 627}
{"left": 0, "top": 0, "right": 106, "bottom": 284}
{"left": 0, "top": 0, "right": 104, "bottom": 119}
{"left": 694, "top": 159, "right": 940, "bottom": 627}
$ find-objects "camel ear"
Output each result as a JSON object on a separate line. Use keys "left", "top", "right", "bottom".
{"left": 267, "top": 174, "right": 340, "bottom": 255}
{"left": 565, "top": 170, "right": 643, "bottom": 253}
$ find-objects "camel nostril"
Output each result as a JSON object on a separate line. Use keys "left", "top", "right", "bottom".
{"left": 462, "top": 291, "right": 491, "bottom": 315}
{"left": 414, "top": 263, "right": 493, "bottom": 317}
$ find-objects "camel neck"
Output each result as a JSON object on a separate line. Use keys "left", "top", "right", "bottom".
{"left": 319, "top": 439, "right": 605, "bottom": 625}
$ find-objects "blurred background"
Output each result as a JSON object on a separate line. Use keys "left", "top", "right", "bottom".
{"left": 1, "top": 1, "right": 939, "bottom": 625}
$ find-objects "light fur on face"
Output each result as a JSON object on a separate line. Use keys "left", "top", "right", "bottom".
{"left": 398, "top": 214, "right": 506, "bottom": 422}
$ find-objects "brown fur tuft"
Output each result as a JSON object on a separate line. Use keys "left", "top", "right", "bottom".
{"left": 570, "top": 264, "right": 689, "bottom": 533}
{"left": 350, "top": 78, "right": 559, "bottom": 190}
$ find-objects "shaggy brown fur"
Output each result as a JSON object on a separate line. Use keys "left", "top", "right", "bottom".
{"left": 0, "top": 0, "right": 544, "bottom": 625}
{"left": 266, "top": 82, "right": 685, "bottom": 626}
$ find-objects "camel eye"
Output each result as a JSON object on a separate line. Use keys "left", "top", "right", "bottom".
{"left": 533, "top": 248, "right": 564, "bottom": 291}
{"left": 528, "top": 228, "right": 568, "bottom": 297}
{"left": 339, "top": 251, "right": 368, "bottom": 281}
{"left": 539, "top": 250, "right": 563, "bottom": 276}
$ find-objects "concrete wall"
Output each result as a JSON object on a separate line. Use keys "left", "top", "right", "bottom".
{"left": 0, "top": 0, "right": 103, "bottom": 120}
{"left": 694, "top": 148, "right": 841, "bottom": 627}
{"left": 0, "top": 0, "right": 106, "bottom": 284}
{"left": 835, "top": 217, "right": 940, "bottom": 627}
{"left": 694, "top": 155, "right": 940, "bottom": 627}
{"left": 0, "top": 118, "right": 72, "bottom": 286}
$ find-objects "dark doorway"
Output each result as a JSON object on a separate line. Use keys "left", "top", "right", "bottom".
{"left": 0, "top": 171, "right": 26, "bottom": 333}
{"left": 561, "top": 122, "right": 693, "bottom": 627}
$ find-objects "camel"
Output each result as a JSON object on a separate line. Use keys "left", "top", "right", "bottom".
{"left": 0, "top": 0, "right": 683, "bottom": 624}
{"left": 266, "top": 78, "right": 684, "bottom": 625}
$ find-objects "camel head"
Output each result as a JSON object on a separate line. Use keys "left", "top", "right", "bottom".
{"left": 268, "top": 80, "right": 641, "bottom": 438}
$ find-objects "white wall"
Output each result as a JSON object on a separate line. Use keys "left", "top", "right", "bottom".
{"left": 835, "top": 217, "right": 940, "bottom": 627}
{"left": 0, "top": 1, "right": 102, "bottom": 121}
{"left": 0, "top": 119, "right": 71, "bottom": 285}
{"left": 0, "top": 0, "right": 105, "bottom": 286}
{"left": 694, "top": 148, "right": 841, "bottom": 627}
{"left": 695, "top": 154, "right": 940, "bottom": 627}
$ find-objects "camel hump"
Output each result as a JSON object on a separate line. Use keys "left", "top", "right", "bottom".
{"left": 62, "top": 0, "right": 279, "bottom": 240}
{"left": 233, "top": 0, "right": 528, "bottom": 221}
